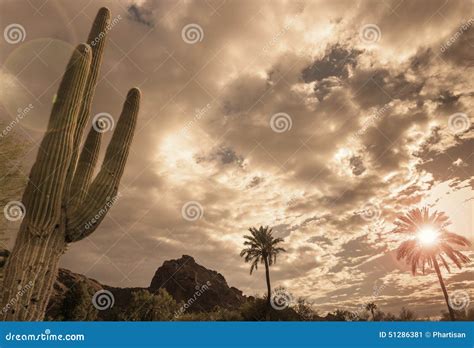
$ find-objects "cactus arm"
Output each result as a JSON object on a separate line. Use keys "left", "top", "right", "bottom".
{"left": 66, "top": 88, "right": 140, "bottom": 242}
{"left": 68, "top": 127, "right": 102, "bottom": 209}
{"left": 64, "top": 7, "right": 111, "bottom": 199}
{"left": 1, "top": 8, "right": 141, "bottom": 321}
{"left": 22, "top": 44, "right": 91, "bottom": 236}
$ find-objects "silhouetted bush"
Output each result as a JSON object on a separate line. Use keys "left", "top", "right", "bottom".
{"left": 61, "top": 281, "right": 98, "bottom": 321}
{"left": 239, "top": 298, "right": 301, "bottom": 321}
{"left": 398, "top": 307, "right": 417, "bottom": 321}
{"left": 177, "top": 307, "right": 243, "bottom": 321}
{"left": 117, "top": 289, "right": 180, "bottom": 321}
{"left": 440, "top": 308, "right": 474, "bottom": 321}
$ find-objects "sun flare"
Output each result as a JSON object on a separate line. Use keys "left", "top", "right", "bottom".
{"left": 416, "top": 227, "right": 439, "bottom": 246}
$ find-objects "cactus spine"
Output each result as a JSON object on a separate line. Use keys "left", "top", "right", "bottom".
{"left": 1, "top": 8, "right": 140, "bottom": 321}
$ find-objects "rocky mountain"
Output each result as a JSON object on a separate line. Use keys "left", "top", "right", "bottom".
{"left": 46, "top": 255, "right": 247, "bottom": 320}
{"left": 46, "top": 268, "right": 103, "bottom": 319}
{"left": 150, "top": 255, "right": 247, "bottom": 311}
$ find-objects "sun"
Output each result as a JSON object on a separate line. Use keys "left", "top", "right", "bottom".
{"left": 417, "top": 227, "right": 439, "bottom": 246}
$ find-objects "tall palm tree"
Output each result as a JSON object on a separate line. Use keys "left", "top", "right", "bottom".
{"left": 394, "top": 207, "right": 471, "bottom": 321}
{"left": 240, "top": 226, "right": 286, "bottom": 306}
{"left": 365, "top": 302, "right": 377, "bottom": 321}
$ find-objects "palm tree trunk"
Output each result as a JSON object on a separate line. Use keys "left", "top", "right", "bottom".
{"left": 432, "top": 256, "right": 455, "bottom": 321}
{"left": 263, "top": 256, "right": 272, "bottom": 307}
{"left": 263, "top": 256, "right": 272, "bottom": 321}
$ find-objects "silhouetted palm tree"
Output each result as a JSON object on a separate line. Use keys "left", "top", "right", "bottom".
{"left": 365, "top": 302, "right": 377, "bottom": 321}
{"left": 395, "top": 207, "right": 471, "bottom": 321}
{"left": 240, "top": 226, "right": 286, "bottom": 306}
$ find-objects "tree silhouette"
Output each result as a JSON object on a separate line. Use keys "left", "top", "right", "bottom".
{"left": 365, "top": 302, "right": 377, "bottom": 321}
{"left": 394, "top": 207, "right": 471, "bottom": 321}
{"left": 240, "top": 226, "right": 286, "bottom": 307}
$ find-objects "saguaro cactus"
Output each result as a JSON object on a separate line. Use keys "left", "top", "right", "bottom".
{"left": 1, "top": 8, "right": 141, "bottom": 321}
{"left": 0, "top": 246, "right": 8, "bottom": 304}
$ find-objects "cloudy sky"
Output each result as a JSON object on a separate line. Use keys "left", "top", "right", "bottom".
{"left": 1, "top": 0, "right": 473, "bottom": 318}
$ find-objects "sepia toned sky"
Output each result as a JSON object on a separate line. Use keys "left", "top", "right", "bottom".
{"left": 1, "top": 0, "right": 473, "bottom": 317}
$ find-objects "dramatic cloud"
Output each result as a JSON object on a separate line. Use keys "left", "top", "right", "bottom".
{"left": 0, "top": 0, "right": 472, "bottom": 317}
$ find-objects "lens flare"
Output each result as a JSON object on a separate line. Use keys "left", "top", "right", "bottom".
{"left": 417, "top": 227, "right": 439, "bottom": 246}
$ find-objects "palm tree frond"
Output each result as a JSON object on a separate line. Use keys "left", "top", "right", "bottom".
{"left": 240, "top": 225, "right": 286, "bottom": 275}
{"left": 395, "top": 207, "right": 470, "bottom": 276}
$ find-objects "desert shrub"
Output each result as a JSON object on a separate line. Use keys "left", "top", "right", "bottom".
{"left": 61, "top": 281, "right": 98, "bottom": 321}
{"left": 440, "top": 308, "right": 474, "bottom": 321}
{"left": 325, "top": 309, "right": 355, "bottom": 321}
{"left": 239, "top": 298, "right": 267, "bottom": 320}
{"left": 209, "top": 307, "right": 243, "bottom": 321}
{"left": 239, "top": 298, "right": 300, "bottom": 321}
{"left": 175, "top": 312, "right": 212, "bottom": 321}
{"left": 398, "top": 307, "right": 417, "bottom": 321}
{"left": 380, "top": 311, "right": 397, "bottom": 321}
{"left": 118, "top": 289, "right": 180, "bottom": 321}
{"left": 293, "top": 298, "right": 320, "bottom": 321}
{"left": 372, "top": 309, "right": 384, "bottom": 321}
{"left": 176, "top": 307, "right": 243, "bottom": 321}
